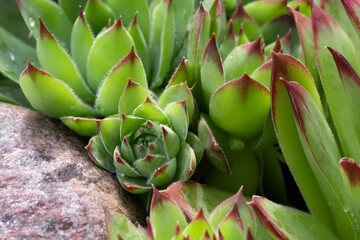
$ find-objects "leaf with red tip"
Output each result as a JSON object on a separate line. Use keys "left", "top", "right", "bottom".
{"left": 148, "top": 158, "right": 177, "bottom": 186}
{"left": 119, "top": 79, "right": 152, "bottom": 116}
{"left": 134, "top": 154, "right": 167, "bottom": 178}
{"left": 149, "top": 0, "right": 175, "bottom": 89}
{"left": 244, "top": 0, "right": 288, "bottom": 26}
{"left": 250, "top": 60, "right": 272, "bottom": 89}
{"left": 97, "top": 48, "right": 148, "bottom": 116}
{"left": 59, "top": 0, "right": 87, "bottom": 23}
{"left": 85, "top": 135, "right": 115, "bottom": 172}
{"left": 197, "top": 113, "right": 231, "bottom": 173}
{"left": 71, "top": 7, "right": 94, "bottom": 80}
{"left": 167, "top": 58, "right": 191, "bottom": 87}
{"left": 201, "top": 36, "right": 226, "bottom": 109}
{"left": 84, "top": 0, "right": 115, "bottom": 35}
{"left": 144, "top": 218, "right": 155, "bottom": 240}
{"left": 210, "top": 74, "right": 270, "bottom": 139}
{"left": 87, "top": 17, "right": 133, "bottom": 92}
{"left": 17, "top": 0, "right": 72, "bottom": 49}
{"left": 105, "top": 210, "right": 143, "bottom": 240}
{"left": 251, "top": 196, "right": 339, "bottom": 240}
{"left": 158, "top": 83, "right": 195, "bottom": 122}
{"left": 340, "top": 158, "right": 360, "bottom": 218}
{"left": 173, "top": 143, "right": 197, "bottom": 181}
{"left": 271, "top": 53, "right": 334, "bottom": 228}
{"left": 97, "top": 117, "right": 121, "bottom": 155}
{"left": 163, "top": 181, "right": 232, "bottom": 220}
{"left": 187, "top": 4, "right": 211, "bottom": 82}
{"left": 209, "top": 187, "right": 255, "bottom": 237}
{"left": 20, "top": 63, "right": 96, "bottom": 118}
{"left": 183, "top": 208, "right": 215, "bottom": 239}
{"left": 120, "top": 114, "right": 146, "bottom": 139}
{"left": 290, "top": 8, "right": 320, "bottom": 87}
{"left": 162, "top": 125, "right": 181, "bottom": 159}
{"left": 206, "top": 0, "right": 227, "bottom": 44}
{"left": 328, "top": 47, "right": 360, "bottom": 159}
{"left": 282, "top": 80, "right": 359, "bottom": 239}
{"left": 185, "top": 132, "right": 204, "bottom": 165}
{"left": 113, "top": 146, "right": 141, "bottom": 177}
{"left": 132, "top": 98, "right": 169, "bottom": 125}
{"left": 229, "top": 1, "right": 260, "bottom": 41}
{"left": 260, "top": 12, "right": 295, "bottom": 45}
{"left": 223, "top": 37, "right": 265, "bottom": 82}
{"left": 236, "top": 24, "right": 250, "bottom": 45}
{"left": 117, "top": 173, "right": 151, "bottom": 194}
{"left": 164, "top": 100, "right": 189, "bottom": 143}
{"left": 219, "top": 20, "right": 236, "bottom": 61}
{"left": 218, "top": 204, "right": 245, "bottom": 240}
{"left": 321, "top": 0, "right": 360, "bottom": 48}
{"left": 37, "top": 19, "right": 95, "bottom": 104}
{"left": 150, "top": 186, "right": 187, "bottom": 239}
{"left": 108, "top": 0, "right": 150, "bottom": 42}
{"left": 341, "top": 0, "right": 360, "bottom": 38}
{"left": 313, "top": 3, "right": 360, "bottom": 160}
{"left": 128, "top": 13, "right": 150, "bottom": 75}
{"left": 60, "top": 116, "right": 98, "bottom": 137}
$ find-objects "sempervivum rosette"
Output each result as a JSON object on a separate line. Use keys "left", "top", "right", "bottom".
{"left": 85, "top": 77, "right": 203, "bottom": 193}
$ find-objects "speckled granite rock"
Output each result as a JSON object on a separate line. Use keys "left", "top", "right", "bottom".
{"left": 0, "top": 102, "right": 146, "bottom": 239}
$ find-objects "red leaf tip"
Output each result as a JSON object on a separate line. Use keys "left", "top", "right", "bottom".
{"left": 113, "top": 16, "right": 123, "bottom": 29}
{"left": 79, "top": 6, "right": 86, "bottom": 23}
{"left": 131, "top": 11, "right": 138, "bottom": 26}
{"left": 340, "top": 157, "right": 360, "bottom": 186}
{"left": 39, "top": 18, "right": 54, "bottom": 40}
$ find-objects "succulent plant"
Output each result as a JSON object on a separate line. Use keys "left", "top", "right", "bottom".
{"left": 107, "top": 184, "right": 258, "bottom": 240}
{"left": 14, "top": 0, "right": 199, "bottom": 119}
{"left": 83, "top": 74, "right": 204, "bottom": 193}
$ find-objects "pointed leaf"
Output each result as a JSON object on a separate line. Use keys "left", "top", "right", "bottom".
{"left": 120, "top": 114, "right": 146, "bottom": 139}
{"left": 84, "top": 0, "right": 115, "bottom": 35}
{"left": 59, "top": 0, "right": 87, "bottom": 23}
{"left": 71, "top": 7, "right": 94, "bottom": 80}
{"left": 133, "top": 98, "right": 168, "bottom": 124}
{"left": 158, "top": 83, "right": 194, "bottom": 122}
{"left": 87, "top": 18, "right": 133, "bottom": 92}
{"left": 223, "top": 37, "right": 265, "bottom": 82}
{"left": 119, "top": 79, "right": 152, "bottom": 116}
{"left": 117, "top": 173, "right": 151, "bottom": 194}
{"left": 37, "top": 20, "right": 95, "bottom": 103}
{"left": 150, "top": 186, "right": 187, "bottom": 239}
{"left": 219, "top": 20, "right": 236, "bottom": 60}
{"left": 218, "top": 204, "right": 245, "bottom": 240}
{"left": 108, "top": 0, "right": 150, "bottom": 42}
{"left": 313, "top": 3, "right": 360, "bottom": 160}
{"left": 282, "top": 80, "right": 359, "bottom": 239}
{"left": 60, "top": 116, "right": 98, "bottom": 137}
{"left": 17, "top": 0, "right": 72, "bottom": 49}
{"left": 97, "top": 117, "right": 121, "bottom": 154}
{"left": 210, "top": 74, "right": 270, "bottom": 139}
{"left": 162, "top": 125, "right": 181, "bottom": 159}
{"left": 260, "top": 12, "right": 295, "bottom": 45}
{"left": 128, "top": 13, "right": 150, "bottom": 75}
{"left": 164, "top": 100, "right": 189, "bottom": 143}
{"left": 341, "top": 0, "right": 360, "bottom": 38}
{"left": 185, "top": 132, "right": 204, "bottom": 165}
{"left": 148, "top": 158, "right": 177, "bottom": 186}
{"left": 187, "top": 4, "right": 211, "bottom": 82}
{"left": 20, "top": 63, "right": 96, "bottom": 118}
{"left": 173, "top": 143, "right": 197, "bottom": 182}
{"left": 197, "top": 114, "right": 231, "bottom": 173}
{"left": 163, "top": 181, "right": 232, "bottom": 220}
{"left": 97, "top": 47, "right": 147, "bottom": 116}
{"left": 250, "top": 60, "right": 272, "bottom": 89}
{"left": 167, "top": 58, "right": 191, "bottom": 87}
{"left": 105, "top": 210, "right": 143, "bottom": 240}
{"left": 207, "top": 0, "right": 227, "bottom": 44}
{"left": 230, "top": 1, "right": 261, "bottom": 41}
{"left": 114, "top": 147, "right": 141, "bottom": 177}
{"left": 134, "top": 154, "right": 167, "bottom": 178}
{"left": 85, "top": 135, "right": 115, "bottom": 172}
{"left": 251, "top": 196, "right": 339, "bottom": 240}
{"left": 183, "top": 209, "right": 214, "bottom": 239}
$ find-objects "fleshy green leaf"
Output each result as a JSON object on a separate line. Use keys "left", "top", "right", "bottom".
{"left": 114, "top": 146, "right": 141, "bottom": 177}
{"left": 341, "top": 0, "right": 360, "bottom": 38}
{"left": 60, "top": 116, "right": 98, "bottom": 137}
{"left": 96, "top": 47, "right": 147, "bottom": 116}
{"left": 20, "top": 63, "right": 96, "bottom": 118}
{"left": 150, "top": 186, "right": 187, "bottom": 239}
{"left": 250, "top": 60, "right": 272, "bottom": 89}
{"left": 133, "top": 98, "right": 168, "bottom": 124}
{"left": 206, "top": 0, "right": 227, "bottom": 44}
{"left": 118, "top": 79, "right": 152, "bottom": 116}
{"left": 37, "top": 19, "right": 95, "bottom": 104}
{"left": 87, "top": 17, "right": 133, "bottom": 92}
{"left": 71, "top": 7, "right": 93, "bottom": 80}
{"left": 164, "top": 100, "right": 189, "bottom": 143}
{"left": 260, "top": 12, "right": 294, "bottom": 45}
{"left": 167, "top": 58, "right": 191, "bottom": 87}
{"left": 244, "top": 0, "right": 288, "bottom": 26}
{"left": 148, "top": 158, "right": 177, "bottom": 186}
{"left": 223, "top": 37, "right": 265, "bottom": 82}
{"left": 120, "top": 114, "right": 146, "bottom": 140}
{"left": 59, "top": 0, "right": 87, "bottom": 23}
{"left": 173, "top": 142, "right": 197, "bottom": 182}
{"left": 185, "top": 132, "right": 204, "bottom": 165}
{"left": 105, "top": 210, "right": 143, "bottom": 240}
{"left": 218, "top": 204, "right": 245, "bottom": 240}
{"left": 209, "top": 74, "right": 270, "bottom": 139}
{"left": 84, "top": 0, "right": 115, "bottom": 35}
{"left": 134, "top": 154, "right": 167, "bottom": 178}
{"left": 219, "top": 20, "right": 236, "bottom": 61}
{"left": 85, "top": 135, "right": 115, "bottom": 172}
{"left": 183, "top": 208, "right": 214, "bottom": 239}
{"left": 108, "top": 0, "right": 150, "bottom": 42}
{"left": 163, "top": 181, "right": 232, "bottom": 220}
{"left": 251, "top": 196, "right": 339, "bottom": 240}
{"left": 312, "top": 3, "right": 360, "bottom": 160}
{"left": 17, "top": 0, "right": 72, "bottom": 50}
{"left": 97, "top": 117, "right": 121, "bottom": 154}
{"left": 157, "top": 83, "right": 194, "bottom": 122}
{"left": 117, "top": 173, "right": 151, "bottom": 194}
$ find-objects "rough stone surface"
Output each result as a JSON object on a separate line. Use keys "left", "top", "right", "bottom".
{"left": 0, "top": 103, "right": 146, "bottom": 239}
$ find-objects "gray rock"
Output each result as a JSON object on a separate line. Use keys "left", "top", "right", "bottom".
{"left": 0, "top": 103, "right": 146, "bottom": 239}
